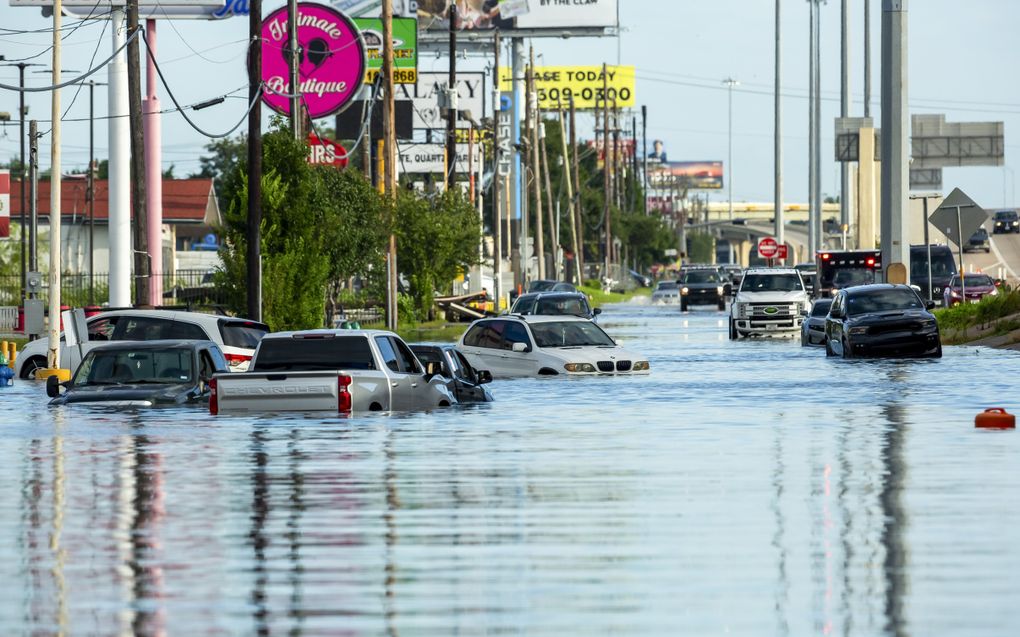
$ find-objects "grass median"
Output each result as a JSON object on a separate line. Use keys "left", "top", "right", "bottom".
{"left": 935, "top": 285, "right": 1020, "bottom": 345}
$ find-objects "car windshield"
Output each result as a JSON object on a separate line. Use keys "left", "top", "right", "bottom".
{"left": 528, "top": 281, "right": 556, "bottom": 292}
{"left": 950, "top": 274, "right": 994, "bottom": 287}
{"left": 846, "top": 289, "right": 923, "bottom": 315}
{"left": 530, "top": 321, "right": 616, "bottom": 348}
{"left": 683, "top": 271, "right": 721, "bottom": 284}
{"left": 833, "top": 268, "right": 875, "bottom": 287}
{"left": 970, "top": 229, "right": 988, "bottom": 239}
{"left": 811, "top": 300, "right": 833, "bottom": 317}
{"left": 655, "top": 281, "right": 678, "bottom": 291}
{"left": 995, "top": 211, "right": 1017, "bottom": 220}
{"left": 534, "top": 298, "right": 589, "bottom": 316}
{"left": 73, "top": 348, "right": 194, "bottom": 386}
{"left": 740, "top": 274, "right": 803, "bottom": 292}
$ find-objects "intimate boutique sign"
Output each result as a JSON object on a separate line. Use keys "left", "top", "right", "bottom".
{"left": 260, "top": 3, "right": 366, "bottom": 118}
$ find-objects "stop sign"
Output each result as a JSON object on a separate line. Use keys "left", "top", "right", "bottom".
{"left": 758, "top": 237, "right": 779, "bottom": 259}
{"left": 307, "top": 133, "right": 349, "bottom": 168}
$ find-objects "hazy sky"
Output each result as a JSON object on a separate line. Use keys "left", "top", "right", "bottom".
{"left": 1, "top": 0, "right": 1017, "bottom": 208}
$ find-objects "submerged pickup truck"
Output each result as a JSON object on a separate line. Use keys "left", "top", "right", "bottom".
{"left": 210, "top": 330, "right": 456, "bottom": 414}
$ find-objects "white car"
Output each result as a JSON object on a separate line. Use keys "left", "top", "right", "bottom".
{"left": 457, "top": 315, "right": 650, "bottom": 378}
{"left": 728, "top": 267, "right": 810, "bottom": 339}
{"left": 16, "top": 309, "right": 268, "bottom": 379}
{"left": 651, "top": 280, "right": 681, "bottom": 304}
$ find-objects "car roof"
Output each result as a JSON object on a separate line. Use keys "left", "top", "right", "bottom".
{"left": 743, "top": 267, "right": 800, "bottom": 275}
{"left": 87, "top": 339, "right": 214, "bottom": 351}
{"left": 514, "top": 291, "right": 587, "bottom": 300}
{"left": 840, "top": 283, "right": 914, "bottom": 295}
{"left": 480, "top": 314, "right": 592, "bottom": 325}
{"left": 264, "top": 329, "right": 395, "bottom": 339}
{"left": 91, "top": 309, "right": 264, "bottom": 327}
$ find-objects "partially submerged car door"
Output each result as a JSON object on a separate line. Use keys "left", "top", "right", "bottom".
{"left": 373, "top": 336, "right": 410, "bottom": 411}
{"left": 500, "top": 321, "right": 539, "bottom": 376}
{"left": 450, "top": 349, "right": 486, "bottom": 402}
{"left": 390, "top": 338, "right": 437, "bottom": 409}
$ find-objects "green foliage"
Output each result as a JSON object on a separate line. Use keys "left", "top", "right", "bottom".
{"left": 395, "top": 189, "right": 481, "bottom": 321}
{"left": 935, "top": 284, "right": 1020, "bottom": 332}
{"left": 194, "top": 134, "right": 248, "bottom": 210}
{"left": 617, "top": 211, "right": 677, "bottom": 270}
{"left": 686, "top": 232, "right": 715, "bottom": 264}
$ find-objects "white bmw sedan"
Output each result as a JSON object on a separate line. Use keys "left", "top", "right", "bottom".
{"left": 457, "top": 315, "right": 650, "bottom": 378}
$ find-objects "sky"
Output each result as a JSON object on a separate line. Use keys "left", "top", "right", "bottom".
{"left": 1, "top": 0, "right": 1018, "bottom": 209}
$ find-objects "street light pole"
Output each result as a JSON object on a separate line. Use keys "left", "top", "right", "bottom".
{"left": 774, "top": 0, "right": 784, "bottom": 254}
{"left": 724, "top": 77, "right": 738, "bottom": 222}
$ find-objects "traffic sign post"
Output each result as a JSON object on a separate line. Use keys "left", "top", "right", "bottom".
{"left": 930, "top": 188, "right": 989, "bottom": 303}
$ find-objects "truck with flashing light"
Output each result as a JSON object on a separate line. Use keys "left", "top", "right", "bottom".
{"left": 814, "top": 250, "right": 882, "bottom": 297}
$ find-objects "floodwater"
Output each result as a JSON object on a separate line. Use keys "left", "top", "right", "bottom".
{"left": 1, "top": 302, "right": 1018, "bottom": 636}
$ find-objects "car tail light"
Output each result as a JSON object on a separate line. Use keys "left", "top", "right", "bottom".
{"left": 209, "top": 377, "right": 218, "bottom": 415}
{"left": 338, "top": 374, "right": 352, "bottom": 414}
{"left": 224, "top": 353, "right": 251, "bottom": 368}
{"left": 821, "top": 253, "right": 831, "bottom": 260}
{"left": 866, "top": 258, "right": 876, "bottom": 266}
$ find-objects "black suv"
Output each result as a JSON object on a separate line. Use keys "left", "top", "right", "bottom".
{"left": 993, "top": 210, "right": 1020, "bottom": 234}
{"left": 679, "top": 268, "right": 729, "bottom": 311}
{"left": 509, "top": 291, "right": 599, "bottom": 320}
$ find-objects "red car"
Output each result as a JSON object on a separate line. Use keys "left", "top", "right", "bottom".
{"left": 942, "top": 273, "right": 998, "bottom": 307}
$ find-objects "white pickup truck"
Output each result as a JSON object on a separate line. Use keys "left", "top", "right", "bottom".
{"left": 210, "top": 329, "right": 456, "bottom": 414}
{"left": 728, "top": 267, "right": 810, "bottom": 339}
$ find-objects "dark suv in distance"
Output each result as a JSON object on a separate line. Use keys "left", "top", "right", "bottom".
{"left": 679, "top": 268, "right": 729, "bottom": 311}
{"left": 965, "top": 227, "right": 991, "bottom": 253}
{"left": 825, "top": 284, "right": 940, "bottom": 358}
{"left": 993, "top": 210, "right": 1020, "bottom": 234}
{"left": 509, "top": 291, "right": 600, "bottom": 320}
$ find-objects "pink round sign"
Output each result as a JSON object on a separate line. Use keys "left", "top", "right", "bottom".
{"left": 260, "top": 3, "right": 366, "bottom": 119}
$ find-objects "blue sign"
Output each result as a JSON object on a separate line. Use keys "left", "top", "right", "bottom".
{"left": 212, "top": 0, "right": 249, "bottom": 19}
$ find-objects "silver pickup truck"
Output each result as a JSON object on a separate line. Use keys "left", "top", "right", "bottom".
{"left": 210, "top": 329, "right": 456, "bottom": 414}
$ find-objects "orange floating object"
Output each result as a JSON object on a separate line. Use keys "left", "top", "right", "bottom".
{"left": 975, "top": 408, "right": 1016, "bottom": 429}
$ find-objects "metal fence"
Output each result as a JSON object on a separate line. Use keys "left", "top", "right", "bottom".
{"left": 0, "top": 270, "right": 226, "bottom": 308}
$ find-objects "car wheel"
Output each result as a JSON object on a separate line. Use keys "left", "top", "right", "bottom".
{"left": 842, "top": 338, "right": 854, "bottom": 359}
{"left": 717, "top": 298, "right": 726, "bottom": 311}
{"left": 680, "top": 298, "right": 688, "bottom": 312}
{"left": 20, "top": 356, "right": 46, "bottom": 380}
{"left": 729, "top": 319, "right": 738, "bottom": 340}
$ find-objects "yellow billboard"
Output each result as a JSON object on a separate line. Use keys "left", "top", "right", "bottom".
{"left": 498, "top": 65, "right": 635, "bottom": 110}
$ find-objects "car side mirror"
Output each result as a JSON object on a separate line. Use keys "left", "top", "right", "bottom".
{"left": 511, "top": 342, "right": 529, "bottom": 353}
{"left": 925, "top": 300, "right": 937, "bottom": 310}
{"left": 46, "top": 375, "right": 63, "bottom": 398}
{"left": 477, "top": 370, "right": 493, "bottom": 384}
{"left": 593, "top": 308, "right": 602, "bottom": 316}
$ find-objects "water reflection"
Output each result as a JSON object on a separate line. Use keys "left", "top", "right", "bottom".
{"left": 1, "top": 306, "right": 1018, "bottom": 635}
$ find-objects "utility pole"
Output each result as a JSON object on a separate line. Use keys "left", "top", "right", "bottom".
{"left": 382, "top": 0, "right": 398, "bottom": 329}
{"left": 880, "top": 0, "right": 910, "bottom": 278}
{"left": 540, "top": 119, "right": 556, "bottom": 278}
{"left": 247, "top": 0, "right": 263, "bottom": 321}
{"left": 492, "top": 31, "right": 501, "bottom": 309}
{"left": 724, "top": 77, "right": 738, "bottom": 221}
{"left": 602, "top": 63, "right": 611, "bottom": 278}
{"left": 807, "top": 0, "right": 817, "bottom": 260}
{"left": 570, "top": 97, "right": 583, "bottom": 282}
{"left": 28, "top": 120, "right": 38, "bottom": 277}
{"left": 88, "top": 81, "right": 103, "bottom": 306}
{"left": 840, "top": 0, "right": 851, "bottom": 232}
{"left": 813, "top": 0, "right": 822, "bottom": 253}
{"left": 108, "top": 7, "right": 130, "bottom": 308}
{"left": 528, "top": 47, "right": 544, "bottom": 280}
{"left": 288, "top": 0, "right": 300, "bottom": 138}
{"left": 127, "top": 0, "right": 148, "bottom": 306}
{"left": 864, "top": 0, "right": 871, "bottom": 118}
{"left": 641, "top": 104, "right": 648, "bottom": 216}
{"left": 559, "top": 103, "right": 581, "bottom": 285}
{"left": 511, "top": 38, "right": 524, "bottom": 288}
{"left": 774, "top": 0, "right": 784, "bottom": 252}
{"left": 143, "top": 20, "right": 161, "bottom": 307}
{"left": 46, "top": 0, "right": 63, "bottom": 371}
{"left": 445, "top": 3, "right": 457, "bottom": 191}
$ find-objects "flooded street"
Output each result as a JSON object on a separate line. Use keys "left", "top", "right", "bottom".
{"left": 1, "top": 301, "right": 1019, "bottom": 636}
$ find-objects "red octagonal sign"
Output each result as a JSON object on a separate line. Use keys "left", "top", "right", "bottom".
{"left": 758, "top": 236, "right": 779, "bottom": 259}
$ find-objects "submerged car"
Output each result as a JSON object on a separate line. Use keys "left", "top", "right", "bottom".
{"left": 510, "top": 291, "right": 600, "bottom": 320}
{"left": 825, "top": 284, "right": 941, "bottom": 359}
{"left": 943, "top": 273, "right": 998, "bottom": 306}
{"left": 800, "top": 298, "right": 833, "bottom": 347}
{"left": 729, "top": 268, "right": 810, "bottom": 339}
{"left": 410, "top": 344, "right": 494, "bottom": 403}
{"left": 47, "top": 340, "right": 228, "bottom": 406}
{"left": 526, "top": 279, "right": 578, "bottom": 293}
{"left": 652, "top": 280, "right": 681, "bottom": 304}
{"left": 679, "top": 268, "right": 729, "bottom": 311}
{"left": 457, "top": 315, "right": 650, "bottom": 378}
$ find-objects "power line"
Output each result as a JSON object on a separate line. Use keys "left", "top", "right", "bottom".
{"left": 0, "top": 27, "right": 139, "bottom": 92}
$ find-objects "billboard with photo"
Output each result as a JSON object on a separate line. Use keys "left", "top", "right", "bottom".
{"left": 416, "top": 0, "right": 618, "bottom": 32}
{"left": 649, "top": 162, "right": 724, "bottom": 190}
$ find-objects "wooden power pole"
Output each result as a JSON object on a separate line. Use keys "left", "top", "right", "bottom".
{"left": 601, "top": 63, "right": 611, "bottom": 278}
{"left": 127, "top": 0, "right": 148, "bottom": 305}
{"left": 246, "top": 0, "right": 263, "bottom": 321}
{"left": 528, "top": 46, "right": 544, "bottom": 280}
{"left": 570, "top": 97, "right": 583, "bottom": 282}
{"left": 382, "top": 0, "right": 398, "bottom": 329}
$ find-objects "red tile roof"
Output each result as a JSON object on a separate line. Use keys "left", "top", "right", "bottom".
{"left": 9, "top": 178, "right": 215, "bottom": 223}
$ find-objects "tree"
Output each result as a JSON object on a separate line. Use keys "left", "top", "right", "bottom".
{"left": 162, "top": 164, "right": 176, "bottom": 179}
{"left": 193, "top": 135, "right": 247, "bottom": 210}
{"left": 395, "top": 189, "right": 481, "bottom": 321}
